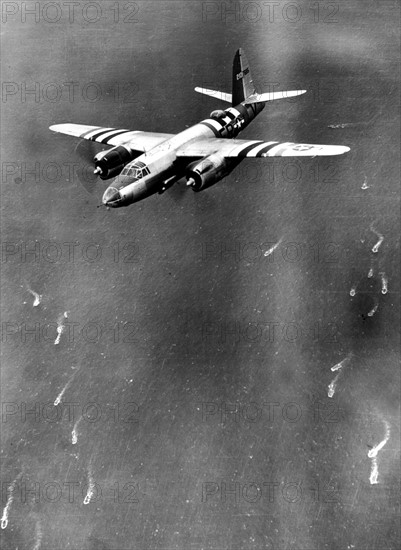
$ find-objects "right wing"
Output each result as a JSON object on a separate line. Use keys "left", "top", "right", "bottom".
{"left": 49, "top": 124, "right": 174, "bottom": 152}
{"left": 177, "top": 139, "right": 350, "bottom": 158}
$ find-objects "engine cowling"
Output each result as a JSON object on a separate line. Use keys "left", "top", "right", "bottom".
{"left": 93, "top": 145, "right": 138, "bottom": 180}
{"left": 186, "top": 154, "right": 233, "bottom": 192}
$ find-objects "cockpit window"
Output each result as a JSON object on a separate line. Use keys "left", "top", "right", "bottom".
{"left": 121, "top": 161, "right": 150, "bottom": 179}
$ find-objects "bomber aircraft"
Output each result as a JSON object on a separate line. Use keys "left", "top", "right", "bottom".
{"left": 49, "top": 49, "right": 350, "bottom": 208}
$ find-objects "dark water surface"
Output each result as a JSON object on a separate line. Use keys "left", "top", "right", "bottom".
{"left": 1, "top": 1, "right": 400, "bottom": 549}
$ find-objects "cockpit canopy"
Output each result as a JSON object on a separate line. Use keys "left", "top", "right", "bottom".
{"left": 210, "top": 109, "right": 226, "bottom": 119}
{"left": 121, "top": 160, "right": 151, "bottom": 179}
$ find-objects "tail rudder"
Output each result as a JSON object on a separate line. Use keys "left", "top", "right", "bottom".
{"left": 232, "top": 48, "right": 256, "bottom": 106}
{"left": 195, "top": 49, "right": 306, "bottom": 106}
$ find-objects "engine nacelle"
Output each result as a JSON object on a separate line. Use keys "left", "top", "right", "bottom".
{"left": 186, "top": 154, "right": 232, "bottom": 192}
{"left": 93, "top": 145, "right": 137, "bottom": 180}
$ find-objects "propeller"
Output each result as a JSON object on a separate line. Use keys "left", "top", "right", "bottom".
{"left": 168, "top": 177, "right": 189, "bottom": 202}
{"left": 73, "top": 139, "right": 106, "bottom": 196}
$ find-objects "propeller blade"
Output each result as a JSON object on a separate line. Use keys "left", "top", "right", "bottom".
{"left": 168, "top": 178, "right": 189, "bottom": 202}
{"left": 73, "top": 140, "right": 106, "bottom": 196}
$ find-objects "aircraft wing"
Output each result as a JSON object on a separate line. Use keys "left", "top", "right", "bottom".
{"left": 49, "top": 124, "right": 174, "bottom": 152}
{"left": 176, "top": 139, "right": 350, "bottom": 158}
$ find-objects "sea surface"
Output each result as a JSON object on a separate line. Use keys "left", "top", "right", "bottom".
{"left": 1, "top": 1, "right": 400, "bottom": 549}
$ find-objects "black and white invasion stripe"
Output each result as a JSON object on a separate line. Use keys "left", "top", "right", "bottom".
{"left": 227, "top": 140, "right": 280, "bottom": 157}
{"left": 79, "top": 127, "right": 132, "bottom": 144}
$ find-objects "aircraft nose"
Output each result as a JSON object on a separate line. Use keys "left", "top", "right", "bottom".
{"left": 102, "top": 186, "right": 121, "bottom": 206}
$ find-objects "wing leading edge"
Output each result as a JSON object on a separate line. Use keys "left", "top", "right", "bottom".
{"left": 176, "top": 139, "right": 350, "bottom": 158}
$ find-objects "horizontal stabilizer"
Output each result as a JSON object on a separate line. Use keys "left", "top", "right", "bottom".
{"left": 194, "top": 88, "right": 306, "bottom": 105}
{"left": 194, "top": 87, "right": 232, "bottom": 103}
{"left": 244, "top": 90, "right": 307, "bottom": 104}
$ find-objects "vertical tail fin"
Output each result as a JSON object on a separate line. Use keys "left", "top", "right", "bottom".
{"left": 232, "top": 48, "right": 256, "bottom": 106}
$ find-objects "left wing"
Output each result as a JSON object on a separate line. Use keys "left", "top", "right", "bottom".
{"left": 176, "top": 139, "right": 350, "bottom": 158}
{"left": 49, "top": 124, "right": 174, "bottom": 152}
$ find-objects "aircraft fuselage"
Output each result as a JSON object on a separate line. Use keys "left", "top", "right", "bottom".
{"left": 102, "top": 101, "right": 265, "bottom": 207}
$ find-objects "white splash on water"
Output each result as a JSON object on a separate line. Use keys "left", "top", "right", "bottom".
{"left": 361, "top": 175, "right": 369, "bottom": 190}
{"left": 331, "top": 352, "right": 353, "bottom": 372}
{"left": 368, "top": 421, "right": 391, "bottom": 458}
{"left": 264, "top": 238, "right": 282, "bottom": 257}
{"left": 379, "top": 272, "right": 388, "bottom": 294}
{"left": 54, "top": 312, "right": 68, "bottom": 345}
{"left": 83, "top": 465, "right": 95, "bottom": 504}
{"left": 328, "top": 123, "right": 350, "bottom": 129}
{"left": 32, "top": 519, "right": 43, "bottom": 550}
{"left": 370, "top": 223, "right": 384, "bottom": 253}
{"left": 367, "top": 298, "right": 379, "bottom": 317}
{"left": 27, "top": 288, "right": 42, "bottom": 307}
{"left": 71, "top": 416, "right": 82, "bottom": 445}
{"left": 54, "top": 386, "right": 67, "bottom": 407}
{"left": 328, "top": 372, "right": 341, "bottom": 398}
{"left": 369, "top": 457, "right": 379, "bottom": 484}
{"left": 1, "top": 475, "right": 20, "bottom": 529}
{"left": 328, "top": 353, "right": 354, "bottom": 396}
{"left": 54, "top": 370, "right": 76, "bottom": 406}
{"left": 368, "top": 420, "right": 391, "bottom": 484}
{"left": 0, "top": 498, "right": 12, "bottom": 530}
{"left": 54, "top": 317, "right": 65, "bottom": 344}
